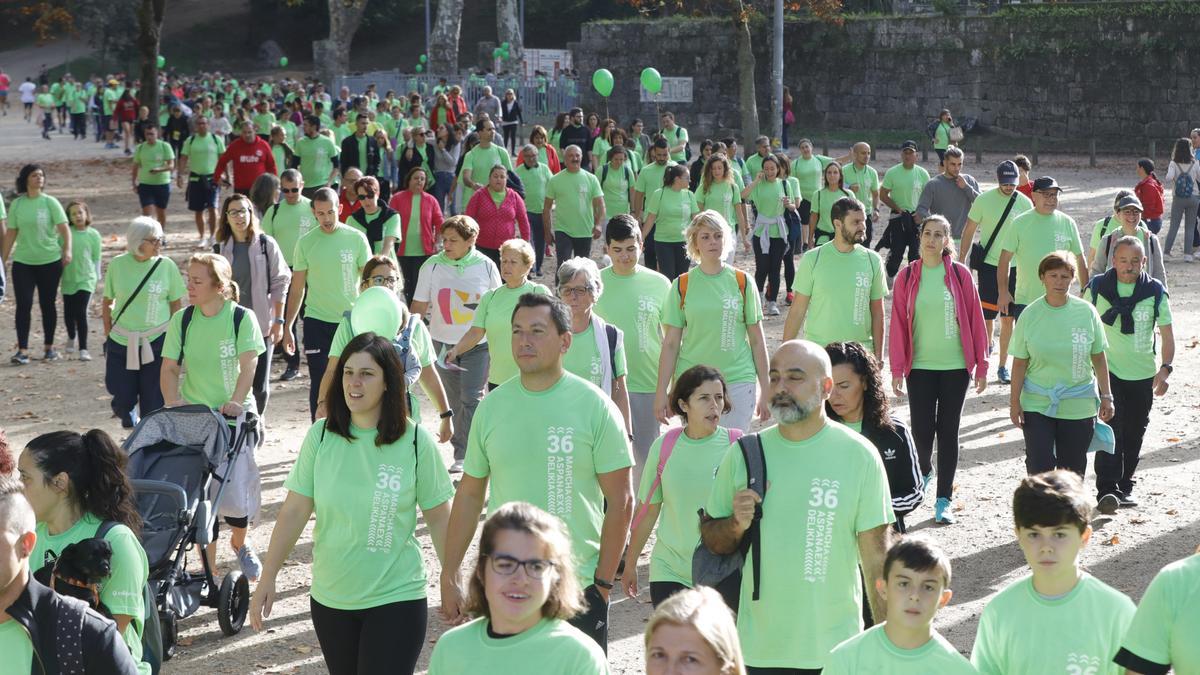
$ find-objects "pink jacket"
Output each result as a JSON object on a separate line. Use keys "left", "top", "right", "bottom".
{"left": 388, "top": 189, "right": 444, "bottom": 256}
{"left": 464, "top": 187, "right": 531, "bottom": 250}
{"left": 888, "top": 256, "right": 989, "bottom": 380}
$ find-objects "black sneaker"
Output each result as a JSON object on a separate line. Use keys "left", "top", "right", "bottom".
{"left": 1096, "top": 493, "right": 1120, "bottom": 515}
{"left": 1117, "top": 493, "right": 1139, "bottom": 508}
{"left": 280, "top": 367, "right": 300, "bottom": 382}
{"left": 10, "top": 352, "right": 30, "bottom": 365}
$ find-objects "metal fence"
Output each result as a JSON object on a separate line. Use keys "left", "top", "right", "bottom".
{"left": 333, "top": 71, "right": 580, "bottom": 119}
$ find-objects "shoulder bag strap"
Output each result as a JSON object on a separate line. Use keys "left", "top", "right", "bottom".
{"left": 980, "top": 193, "right": 1018, "bottom": 259}
{"left": 111, "top": 258, "right": 164, "bottom": 327}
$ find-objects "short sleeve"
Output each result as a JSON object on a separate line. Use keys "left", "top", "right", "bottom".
{"left": 869, "top": 252, "right": 887, "bottom": 301}
{"left": 412, "top": 319, "right": 436, "bottom": 367}
{"left": 328, "top": 318, "right": 352, "bottom": 360}
{"left": 661, "top": 279, "right": 684, "bottom": 328}
{"left": 966, "top": 197, "right": 984, "bottom": 223}
{"left": 472, "top": 288, "right": 495, "bottom": 329}
{"left": 1067, "top": 218, "right": 1084, "bottom": 255}
{"left": 881, "top": 169, "right": 896, "bottom": 191}
{"left": 49, "top": 196, "right": 68, "bottom": 225}
{"left": 1090, "top": 305, "right": 1109, "bottom": 354}
{"left": 166, "top": 260, "right": 186, "bottom": 301}
{"left": 103, "top": 259, "right": 119, "bottom": 299}
{"left": 970, "top": 606, "right": 1002, "bottom": 675}
{"left": 795, "top": 251, "right": 817, "bottom": 296}
{"left": 99, "top": 526, "right": 148, "bottom": 619}
{"left": 236, "top": 308, "right": 266, "bottom": 357}
{"left": 636, "top": 437, "right": 666, "bottom": 504}
{"left": 646, "top": 189, "right": 663, "bottom": 216}
{"left": 742, "top": 271, "right": 763, "bottom": 325}
{"left": 413, "top": 260, "right": 434, "bottom": 303}
{"left": 162, "top": 310, "right": 184, "bottom": 360}
{"left": 1118, "top": 566, "right": 1175, "bottom": 670}
{"left": 293, "top": 236, "right": 310, "bottom": 272}
{"left": 382, "top": 214, "right": 401, "bottom": 240}
{"left": 592, "top": 396, "right": 634, "bottom": 475}
{"left": 1008, "top": 311, "right": 1029, "bottom": 359}
{"left": 704, "top": 441, "right": 745, "bottom": 520}
{"left": 414, "top": 426, "right": 455, "bottom": 510}
{"left": 354, "top": 231, "right": 371, "bottom": 268}
{"left": 1157, "top": 294, "right": 1172, "bottom": 326}
{"left": 463, "top": 400, "right": 493, "bottom": 478}
{"left": 613, "top": 331, "right": 628, "bottom": 379}
{"left": 854, "top": 451, "right": 895, "bottom": 533}
{"left": 283, "top": 422, "right": 325, "bottom": 497}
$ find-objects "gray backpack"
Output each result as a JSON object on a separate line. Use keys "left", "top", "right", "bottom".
{"left": 692, "top": 433, "right": 766, "bottom": 607}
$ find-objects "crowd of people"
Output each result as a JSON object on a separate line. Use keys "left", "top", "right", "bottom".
{"left": 0, "top": 67, "right": 1197, "bottom": 675}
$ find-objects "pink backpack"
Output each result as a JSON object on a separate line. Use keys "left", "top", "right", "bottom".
{"left": 631, "top": 426, "right": 744, "bottom": 531}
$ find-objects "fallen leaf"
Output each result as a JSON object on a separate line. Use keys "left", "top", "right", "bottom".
{"left": 1167, "top": 509, "right": 1179, "bottom": 516}
{"left": 292, "top": 645, "right": 312, "bottom": 654}
{"left": 1103, "top": 535, "right": 1120, "bottom": 545}
{"left": 1166, "top": 437, "right": 1181, "bottom": 443}
{"left": 177, "top": 636, "right": 195, "bottom": 647}
{"left": 1129, "top": 517, "right": 1148, "bottom": 524}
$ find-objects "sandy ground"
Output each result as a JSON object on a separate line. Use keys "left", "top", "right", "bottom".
{"left": 1, "top": 107, "right": 1198, "bottom": 675}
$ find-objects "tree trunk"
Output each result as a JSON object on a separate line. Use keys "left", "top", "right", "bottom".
{"left": 314, "top": 0, "right": 370, "bottom": 85}
{"left": 430, "top": 0, "right": 464, "bottom": 74}
{"left": 496, "top": 0, "right": 523, "bottom": 71}
{"left": 136, "top": 0, "right": 165, "bottom": 121}
{"left": 734, "top": 8, "right": 759, "bottom": 143}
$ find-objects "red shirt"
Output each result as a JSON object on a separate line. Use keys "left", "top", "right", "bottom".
{"left": 1016, "top": 182, "right": 1033, "bottom": 199}
{"left": 115, "top": 98, "right": 139, "bottom": 123}
{"left": 213, "top": 136, "right": 277, "bottom": 192}
{"left": 1135, "top": 175, "right": 1165, "bottom": 220}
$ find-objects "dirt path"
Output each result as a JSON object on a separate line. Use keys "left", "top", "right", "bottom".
{"left": 1, "top": 108, "right": 1197, "bottom": 674}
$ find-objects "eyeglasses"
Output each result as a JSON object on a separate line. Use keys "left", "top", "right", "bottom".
{"left": 281, "top": 187, "right": 300, "bottom": 194}
{"left": 485, "top": 554, "right": 555, "bottom": 579}
{"left": 227, "top": 208, "right": 251, "bottom": 217}
{"left": 559, "top": 285, "right": 593, "bottom": 298}
{"left": 143, "top": 236, "right": 165, "bottom": 245}
{"left": 356, "top": 193, "right": 370, "bottom": 199}
{"left": 370, "top": 275, "right": 400, "bottom": 287}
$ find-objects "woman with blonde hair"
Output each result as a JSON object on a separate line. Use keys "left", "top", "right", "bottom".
{"left": 428, "top": 502, "right": 609, "bottom": 674}
{"left": 644, "top": 586, "right": 746, "bottom": 675}
{"left": 695, "top": 153, "right": 749, "bottom": 262}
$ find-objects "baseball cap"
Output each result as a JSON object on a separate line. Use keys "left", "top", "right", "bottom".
{"left": 1031, "top": 176, "right": 1062, "bottom": 192}
{"left": 1116, "top": 195, "right": 1144, "bottom": 211}
{"left": 900, "top": 140, "right": 918, "bottom": 151}
{"left": 996, "top": 160, "right": 1019, "bottom": 185}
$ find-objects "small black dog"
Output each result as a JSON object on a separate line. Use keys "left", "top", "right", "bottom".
{"left": 33, "top": 538, "right": 114, "bottom": 618}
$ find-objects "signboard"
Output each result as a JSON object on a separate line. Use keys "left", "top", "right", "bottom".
{"left": 522, "top": 49, "right": 573, "bottom": 78}
{"left": 640, "top": 77, "right": 693, "bottom": 103}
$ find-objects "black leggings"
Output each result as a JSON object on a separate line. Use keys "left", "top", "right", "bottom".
{"left": 12, "top": 260, "right": 63, "bottom": 350}
{"left": 649, "top": 581, "right": 688, "bottom": 608}
{"left": 309, "top": 596, "right": 427, "bottom": 675}
{"left": 906, "top": 368, "right": 970, "bottom": 500}
{"left": 752, "top": 236, "right": 788, "bottom": 302}
{"left": 397, "top": 255, "right": 428, "bottom": 306}
{"left": 1022, "top": 411, "right": 1094, "bottom": 477}
{"left": 62, "top": 290, "right": 91, "bottom": 350}
{"left": 654, "top": 241, "right": 689, "bottom": 281}
{"left": 252, "top": 340, "right": 274, "bottom": 417}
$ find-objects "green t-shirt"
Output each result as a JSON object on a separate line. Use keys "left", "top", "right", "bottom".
{"left": 464, "top": 372, "right": 634, "bottom": 586}
{"left": 646, "top": 187, "right": 698, "bottom": 243}
{"left": 35, "top": 92, "right": 54, "bottom": 110}
{"left": 1000, "top": 210, "right": 1084, "bottom": 305}
{"left": 599, "top": 163, "right": 633, "bottom": 217}
{"left": 294, "top": 134, "right": 340, "bottom": 186}
{"left": 638, "top": 427, "right": 738, "bottom": 586}
{"left": 812, "top": 187, "right": 854, "bottom": 244}
{"left": 334, "top": 122, "right": 353, "bottom": 145}
{"left": 706, "top": 424, "right": 894, "bottom": 669}
{"left": 595, "top": 266, "right": 671, "bottom": 393}
{"left": 745, "top": 152, "right": 770, "bottom": 181}
{"left": 791, "top": 154, "right": 834, "bottom": 196}
{"left": 695, "top": 179, "right": 742, "bottom": 233}
{"left": 133, "top": 141, "right": 175, "bottom": 186}
{"left": 591, "top": 137, "right": 611, "bottom": 164}
{"left": 401, "top": 193, "right": 425, "bottom": 257}
{"left": 564, "top": 322, "right": 628, "bottom": 390}
{"left": 664, "top": 125, "right": 689, "bottom": 162}
{"left": 1118, "top": 554, "right": 1200, "bottom": 674}
{"left": 428, "top": 617, "right": 610, "bottom": 675}
{"left": 796, "top": 243, "right": 887, "bottom": 352}
{"left": 32, "top": 513, "right": 151, "bottom": 674}
{"left": 634, "top": 161, "right": 674, "bottom": 199}
{"left": 966, "top": 188, "right": 1034, "bottom": 267}
{"left": 261, "top": 197, "right": 315, "bottom": 268}
{"left": 912, "top": 262, "right": 967, "bottom": 371}
{"left": 284, "top": 420, "right": 454, "bottom": 610}
{"left": 252, "top": 112, "right": 275, "bottom": 134}
{"left": 971, "top": 574, "right": 1135, "bottom": 675}
{"left": 181, "top": 132, "right": 226, "bottom": 176}
{"left": 1089, "top": 281, "right": 1171, "bottom": 381}
{"left": 842, "top": 163, "right": 880, "bottom": 210}
{"left": 880, "top": 164, "right": 931, "bottom": 213}
{"left": 61, "top": 226, "right": 102, "bottom": 294}
{"left": 825, "top": 625, "right": 975, "bottom": 675}
{"left": 0, "top": 621, "right": 32, "bottom": 674}
{"left": 163, "top": 300, "right": 265, "bottom": 409}
{"left": 934, "top": 122, "right": 951, "bottom": 150}
{"left": 1009, "top": 296, "right": 1108, "bottom": 419}
{"left": 1088, "top": 215, "right": 1122, "bottom": 253}
{"left": 293, "top": 224, "right": 371, "bottom": 323}
{"left": 347, "top": 210, "right": 401, "bottom": 255}
{"left": 471, "top": 281, "right": 551, "bottom": 386}
{"left": 662, "top": 264, "right": 763, "bottom": 384}
{"left": 329, "top": 309, "right": 434, "bottom": 366}
{"left": 103, "top": 254, "right": 186, "bottom": 346}
{"left": 69, "top": 86, "right": 87, "bottom": 114}
{"left": 545, "top": 169, "right": 603, "bottom": 238}
{"left": 49, "top": 82, "right": 63, "bottom": 104}
{"left": 461, "top": 144, "right": 515, "bottom": 204}
{"left": 8, "top": 193, "right": 68, "bottom": 265}
{"left": 271, "top": 144, "right": 288, "bottom": 176}
{"left": 102, "top": 87, "right": 120, "bottom": 115}
{"left": 514, "top": 162, "right": 553, "bottom": 215}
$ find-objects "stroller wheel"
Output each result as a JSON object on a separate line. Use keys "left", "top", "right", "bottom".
{"left": 160, "top": 611, "right": 178, "bottom": 660}
{"left": 218, "top": 570, "right": 250, "bottom": 636}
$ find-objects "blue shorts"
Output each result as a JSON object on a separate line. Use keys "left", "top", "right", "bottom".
{"left": 185, "top": 174, "right": 218, "bottom": 211}
{"left": 137, "top": 183, "right": 171, "bottom": 209}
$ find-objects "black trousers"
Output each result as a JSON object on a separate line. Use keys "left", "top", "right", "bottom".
{"left": 501, "top": 123, "right": 519, "bottom": 154}
{"left": 62, "top": 290, "right": 91, "bottom": 350}
{"left": 882, "top": 212, "right": 920, "bottom": 278}
{"left": 12, "top": 259, "right": 62, "bottom": 349}
{"left": 309, "top": 597, "right": 426, "bottom": 675}
{"left": 397, "top": 255, "right": 428, "bottom": 306}
{"left": 302, "top": 317, "right": 339, "bottom": 421}
{"left": 654, "top": 241, "right": 689, "bottom": 281}
{"left": 906, "top": 368, "right": 970, "bottom": 500}
{"left": 283, "top": 268, "right": 303, "bottom": 371}
{"left": 753, "top": 236, "right": 788, "bottom": 302}
{"left": 649, "top": 581, "right": 688, "bottom": 608}
{"left": 568, "top": 585, "right": 610, "bottom": 653}
{"left": 252, "top": 340, "right": 274, "bottom": 417}
{"left": 1023, "top": 411, "right": 1094, "bottom": 477}
{"left": 478, "top": 246, "right": 501, "bottom": 269}
{"left": 554, "top": 231, "right": 593, "bottom": 270}
{"left": 1096, "top": 374, "right": 1153, "bottom": 496}
{"left": 747, "top": 668, "right": 822, "bottom": 674}
{"left": 644, "top": 225, "right": 658, "bottom": 270}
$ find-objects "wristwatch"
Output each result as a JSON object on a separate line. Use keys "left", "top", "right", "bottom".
{"left": 592, "top": 576, "right": 614, "bottom": 590}
{"left": 272, "top": 318, "right": 285, "bottom": 326}
{"left": 1160, "top": 363, "right": 1173, "bottom": 375}
{"left": 439, "top": 408, "right": 454, "bottom": 419}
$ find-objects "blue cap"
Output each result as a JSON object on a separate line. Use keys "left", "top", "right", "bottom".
{"left": 996, "top": 160, "right": 1019, "bottom": 185}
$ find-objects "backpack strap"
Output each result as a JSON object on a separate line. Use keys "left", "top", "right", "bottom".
{"left": 630, "top": 427, "right": 685, "bottom": 532}
{"left": 738, "top": 433, "right": 767, "bottom": 601}
{"left": 601, "top": 163, "right": 608, "bottom": 185}
{"left": 178, "top": 304, "right": 246, "bottom": 367}
{"left": 678, "top": 269, "right": 746, "bottom": 310}
{"left": 677, "top": 272, "right": 690, "bottom": 309}
{"left": 95, "top": 520, "right": 119, "bottom": 540}
{"left": 604, "top": 322, "right": 619, "bottom": 383}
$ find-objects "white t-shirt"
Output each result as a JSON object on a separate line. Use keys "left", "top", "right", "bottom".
{"left": 413, "top": 255, "right": 502, "bottom": 344}
{"left": 19, "top": 81, "right": 37, "bottom": 103}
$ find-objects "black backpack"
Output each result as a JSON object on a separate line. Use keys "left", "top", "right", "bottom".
{"left": 177, "top": 304, "right": 247, "bottom": 367}
{"left": 692, "top": 434, "right": 767, "bottom": 609}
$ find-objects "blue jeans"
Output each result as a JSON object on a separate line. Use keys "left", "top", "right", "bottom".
{"left": 104, "top": 334, "right": 165, "bottom": 427}
{"left": 433, "top": 171, "right": 454, "bottom": 211}
{"left": 528, "top": 212, "right": 546, "bottom": 274}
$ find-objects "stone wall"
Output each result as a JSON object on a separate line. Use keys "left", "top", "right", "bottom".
{"left": 570, "top": 6, "right": 1200, "bottom": 144}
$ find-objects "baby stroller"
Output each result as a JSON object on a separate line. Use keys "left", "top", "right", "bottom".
{"left": 122, "top": 404, "right": 260, "bottom": 660}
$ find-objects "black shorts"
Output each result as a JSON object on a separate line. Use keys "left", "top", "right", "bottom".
{"left": 137, "top": 183, "right": 171, "bottom": 209}
{"left": 976, "top": 261, "right": 1017, "bottom": 320}
{"left": 185, "top": 174, "right": 219, "bottom": 211}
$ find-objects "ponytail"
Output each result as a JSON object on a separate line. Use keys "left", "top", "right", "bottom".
{"left": 227, "top": 280, "right": 241, "bottom": 304}
{"left": 26, "top": 430, "right": 142, "bottom": 535}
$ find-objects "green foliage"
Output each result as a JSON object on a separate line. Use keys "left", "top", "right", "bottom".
{"left": 931, "top": 0, "right": 960, "bottom": 16}
{"left": 996, "top": 0, "right": 1200, "bottom": 21}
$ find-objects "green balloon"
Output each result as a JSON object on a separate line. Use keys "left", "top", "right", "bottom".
{"left": 156, "top": 55, "right": 165, "bottom": 68}
{"left": 493, "top": 47, "right": 502, "bottom": 58}
{"left": 350, "top": 287, "right": 403, "bottom": 339}
{"left": 502, "top": 42, "right": 510, "bottom": 50}
{"left": 419, "top": 54, "right": 428, "bottom": 64}
{"left": 502, "top": 49, "right": 511, "bottom": 60}
{"left": 415, "top": 64, "right": 423, "bottom": 73}
{"left": 592, "top": 69, "right": 614, "bottom": 98}
{"left": 640, "top": 67, "right": 662, "bottom": 95}
{"left": 279, "top": 56, "right": 289, "bottom": 67}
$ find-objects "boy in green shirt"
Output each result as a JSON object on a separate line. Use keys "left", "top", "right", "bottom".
{"left": 826, "top": 536, "right": 974, "bottom": 674}
{"left": 972, "top": 470, "right": 1136, "bottom": 675}
{"left": 130, "top": 125, "right": 175, "bottom": 227}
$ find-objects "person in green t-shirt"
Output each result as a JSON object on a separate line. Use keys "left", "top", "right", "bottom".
{"left": 1114, "top": 551, "right": 1200, "bottom": 675}
{"left": 784, "top": 197, "right": 887, "bottom": 361}
{"left": 842, "top": 143, "right": 882, "bottom": 244}
{"left": 826, "top": 537, "right": 975, "bottom": 675}
{"left": 598, "top": 145, "right": 634, "bottom": 220}
{"left": 997, "top": 176, "right": 1087, "bottom": 316}
{"left": 177, "top": 115, "right": 226, "bottom": 248}
{"left": 701, "top": 340, "right": 894, "bottom": 670}
{"left": 130, "top": 125, "right": 175, "bottom": 226}
{"left": 61, "top": 200, "right": 102, "bottom": 360}
{"left": 556, "top": 257, "right": 631, "bottom": 431}
{"left": 544, "top": 146, "right": 604, "bottom": 268}
{"left": 972, "top": 470, "right": 1135, "bottom": 675}
{"left": 294, "top": 115, "right": 341, "bottom": 195}
{"left": 632, "top": 138, "right": 675, "bottom": 272}
{"left": 656, "top": 211, "right": 770, "bottom": 434}
{"left": 740, "top": 155, "right": 796, "bottom": 316}
{"left": 878, "top": 141, "right": 932, "bottom": 279}
{"left": 514, "top": 145, "right": 554, "bottom": 277}
{"left": 19, "top": 429, "right": 154, "bottom": 674}
{"left": 695, "top": 154, "right": 749, "bottom": 266}
{"left": 932, "top": 109, "right": 953, "bottom": 164}
{"left": 643, "top": 586, "right": 746, "bottom": 675}
{"left": 808, "top": 161, "right": 856, "bottom": 249}
{"left": 2, "top": 164, "right": 72, "bottom": 363}
{"left": 623, "top": 366, "right": 741, "bottom": 606}
{"left": 1084, "top": 236, "right": 1173, "bottom": 508}
{"left": 659, "top": 112, "right": 689, "bottom": 163}
{"left": 250, "top": 333, "right": 455, "bottom": 674}
{"left": 460, "top": 119, "right": 514, "bottom": 206}
{"left": 1009, "top": 252, "right": 1113, "bottom": 479}
{"left": 440, "top": 294, "right": 634, "bottom": 652}
{"left": 428, "top": 502, "right": 610, "bottom": 675}
{"left": 643, "top": 165, "right": 698, "bottom": 281}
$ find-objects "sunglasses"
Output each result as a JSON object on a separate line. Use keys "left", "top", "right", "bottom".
{"left": 281, "top": 187, "right": 300, "bottom": 194}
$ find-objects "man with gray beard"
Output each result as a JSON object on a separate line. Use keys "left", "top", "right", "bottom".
{"left": 701, "top": 340, "right": 894, "bottom": 673}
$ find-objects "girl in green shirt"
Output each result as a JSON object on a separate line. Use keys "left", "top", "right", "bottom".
{"left": 775, "top": 152, "right": 805, "bottom": 304}
{"left": 740, "top": 155, "right": 794, "bottom": 316}
{"left": 809, "top": 161, "right": 854, "bottom": 248}
{"left": 695, "top": 153, "right": 748, "bottom": 265}
{"left": 61, "top": 200, "right": 102, "bottom": 360}
{"left": 642, "top": 165, "right": 698, "bottom": 281}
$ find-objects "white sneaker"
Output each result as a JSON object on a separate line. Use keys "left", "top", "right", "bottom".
{"left": 1185, "top": 254, "right": 1194, "bottom": 263}
{"left": 78, "top": 349, "right": 92, "bottom": 361}
{"left": 765, "top": 301, "right": 781, "bottom": 316}
{"left": 449, "top": 460, "right": 464, "bottom": 474}
{"left": 64, "top": 338, "right": 76, "bottom": 355}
